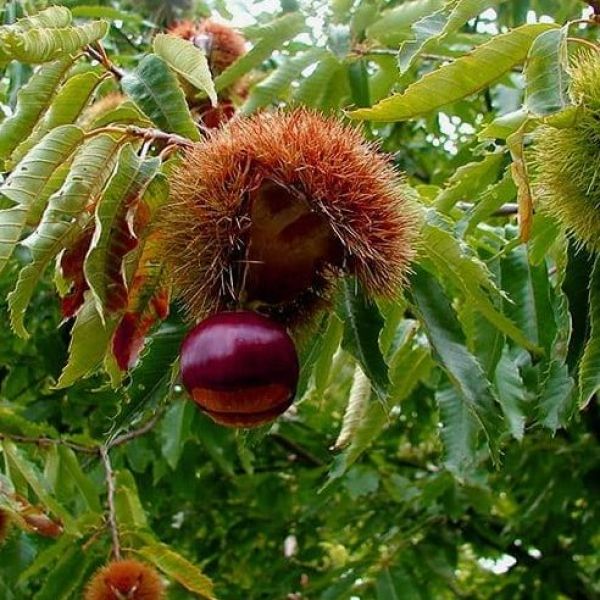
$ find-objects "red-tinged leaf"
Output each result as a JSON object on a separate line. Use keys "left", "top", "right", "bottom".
{"left": 84, "top": 145, "right": 160, "bottom": 317}
{"left": 112, "top": 237, "right": 170, "bottom": 371}
{"left": 59, "top": 226, "right": 93, "bottom": 319}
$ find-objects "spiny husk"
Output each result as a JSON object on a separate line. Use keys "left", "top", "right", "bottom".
{"left": 84, "top": 559, "right": 164, "bottom": 600}
{"left": 160, "top": 109, "right": 420, "bottom": 328}
{"left": 531, "top": 51, "right": 600, "bottom": 251}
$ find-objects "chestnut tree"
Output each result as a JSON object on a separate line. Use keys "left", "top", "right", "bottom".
{"left": 0, "top": 0, "right": 598, "bottom": 598}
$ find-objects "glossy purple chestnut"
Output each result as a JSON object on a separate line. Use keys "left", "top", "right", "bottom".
{"left": 180, "top": 311, "right": 299, "bottom": 427}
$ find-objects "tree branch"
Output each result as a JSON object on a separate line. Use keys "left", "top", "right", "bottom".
{"left": 100, "top": 446, "right": 121, "bottom": 560}
{"left": 85, "top": 124, "right": 195, "bottom": 149}
{"left": 85, "top": 43, "right": 125, "bottom": 80}
{"left": 108, "top": 410, "right": 164, "bottom": 449}
{"left": 0, "top": 432, "right": 98, "bottom": 455}
{"left": 270, "top": 433, "right": 324, "bottom": 467}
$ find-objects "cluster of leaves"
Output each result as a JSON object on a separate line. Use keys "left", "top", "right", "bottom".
{"left": 0, "top": 0, "right": 598, "bottom": 598}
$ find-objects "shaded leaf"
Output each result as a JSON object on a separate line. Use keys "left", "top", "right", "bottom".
{"left": 337, "top": 278, "right": 389, "bottom": 400}
{"left": 579, "top": 256, "right": 600, "bottom": 409}
{"left": 56, "top": 293, "right": 115, "bottom": 388}
{"left": 122, "top": 54, "right": 200, "bottom": 140}
{"left": 437, "top": 386, "right": 479, "bottom": 478}
{"left": 242, "top": 48, "right": 326, "bottom": 113}
{"left": 411, "top": 267, "right": 503, "bottom": 463}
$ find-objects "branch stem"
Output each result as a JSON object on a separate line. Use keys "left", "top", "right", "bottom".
{"left": 100, "top": 446, "right": 121, "bottom": 561}
{"left": 85, "top": 125, "right": 195, "bottom": 149}
{"left": 85, "top": 43, "right": 125, "bottom": 80}
{"left": 0, "top": 433, "right": 98, "bottom": 454}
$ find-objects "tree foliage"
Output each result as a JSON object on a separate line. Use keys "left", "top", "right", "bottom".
{"left": 0, "top": 0, "right": 598, "bottom": 598}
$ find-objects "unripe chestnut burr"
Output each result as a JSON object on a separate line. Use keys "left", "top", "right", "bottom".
{"left": 180, "top": 311, "right": 299, "bottom": 427}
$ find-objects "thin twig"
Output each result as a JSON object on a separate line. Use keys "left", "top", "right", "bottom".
{"left": 570, "top": 18, "right": 599, "bottom": 27}
{"left": 85, "top": 124, "right": 195, "bottom": 149}
{"left": 85, "top": 43, "right": 125, "bottom": 80}
{"left": 270, "top": 433, "right": 324, "bottom": 467}
{"left": 0, "top": 432, "right": 98, "bottom": 454}
{"left": 109, "top": 411, "right": 164, "bottom": 449}
{"left": 100, "top": 446, "right": 121, "bottom": 560}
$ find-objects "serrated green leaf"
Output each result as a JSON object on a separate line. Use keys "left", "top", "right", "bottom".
{"left": 8, "top": 134, "right": 121, "bottom": 338}
{"left": 423, "top": 217, "right": 538, "bottom": 351}
{"left": 17, "top": 535, "right": 76, "bottom": 584}
{"left": 478, "top": 108, "right": 529, "bottom": 141}
{"left": 160, "top": 398, "right": 194, "bottom": 470}
{"left": 32, "top": 545, "right": 90, "bottom": 600}
{"left": 366, "top": 0, "right": 445, "bottom": 46}
{"left": 0, "top": 56, "right": 74, "bottom": 161}
{"left": 411, "top": 267, "right": 503, "bottom": 464}
{"left": 4, "top": 21, "right": 108, "bottom": 64}
{"left": 437, "top": 385, "right": 479, "bottom": 477}
{"left": 312, "top": 315, "right": 344, "bottom": 396}
{"left": 436, "top": 153, "right": 504, "bottom": 213}
{"left": 500, "top": 243, "right": 555, "bottom": 354}
{"left": 493, "top": 349, "right": 526, "bottom": 440}
{"left": 1, "top": 441, "right": 73, "bottom": 528}
{"left": 215, "top": 13, "right": 305, "bottom": 91}
{"left": 56, "top": 293, "right": 115, "bottom": 388}
{"left": 579, "top": 256, "right": 600, "bottom": 409}
{"left": 137, "top": 543, "right": 215, "bottom": 599}
{"left": 398, "top": 0, "right": 498, "bottom": 74}
{"left": 0, "top": 125, "right": 84, "bottom": 274}
{"left": 242, "top": 48, "right": 325, "bottom": 114}
{"left": 153, "top": 33, "right": 217, "bottom": 106}
{"left": 524, "top": 26, "right": 570, "bottom": 116}
{"left": 3, "top": 6, "right": 72, "bottom": 32}
{"left": 537, "top": 360, "right": 575, "bottom": 432}
{"left": 115, "top": 469, "right": 150, "bottom": 531}
{"left": 9, "top": 71, "right": 102, "bottom": 168}
{"left": 56, "top": 446, "right": 101, "bottom": 512}
{"left": 111, "top": 322, "right": 185, "bottom": 437}
{"left": 463, "top": 171, "right": 516, "bottom": 236}
{"left": 337, "top": 278, "right": 389, "bottom": 400}
{"left": 87, "top": 99, "right": 152, "bottom": 130}
{"left": 292, "top": 51, "right": 343, "bottom": 108}
{"left": 85, "top": 145, "right": 160, "bottom": 319}
{"left": 122, "top": 54, "right": 199, "bottom": 140}
{"left": 328, "top": 328, "right": 430, "bottom": 482}
{"left": 353, "top": 23, "right": 556, "bottom": 121}
{"left": 71, "top": 5, "right": 142, "bottom": 23}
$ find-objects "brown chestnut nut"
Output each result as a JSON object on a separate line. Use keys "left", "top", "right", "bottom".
{"left": 180, "top": 311, "right": 299, "bottom": 427}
